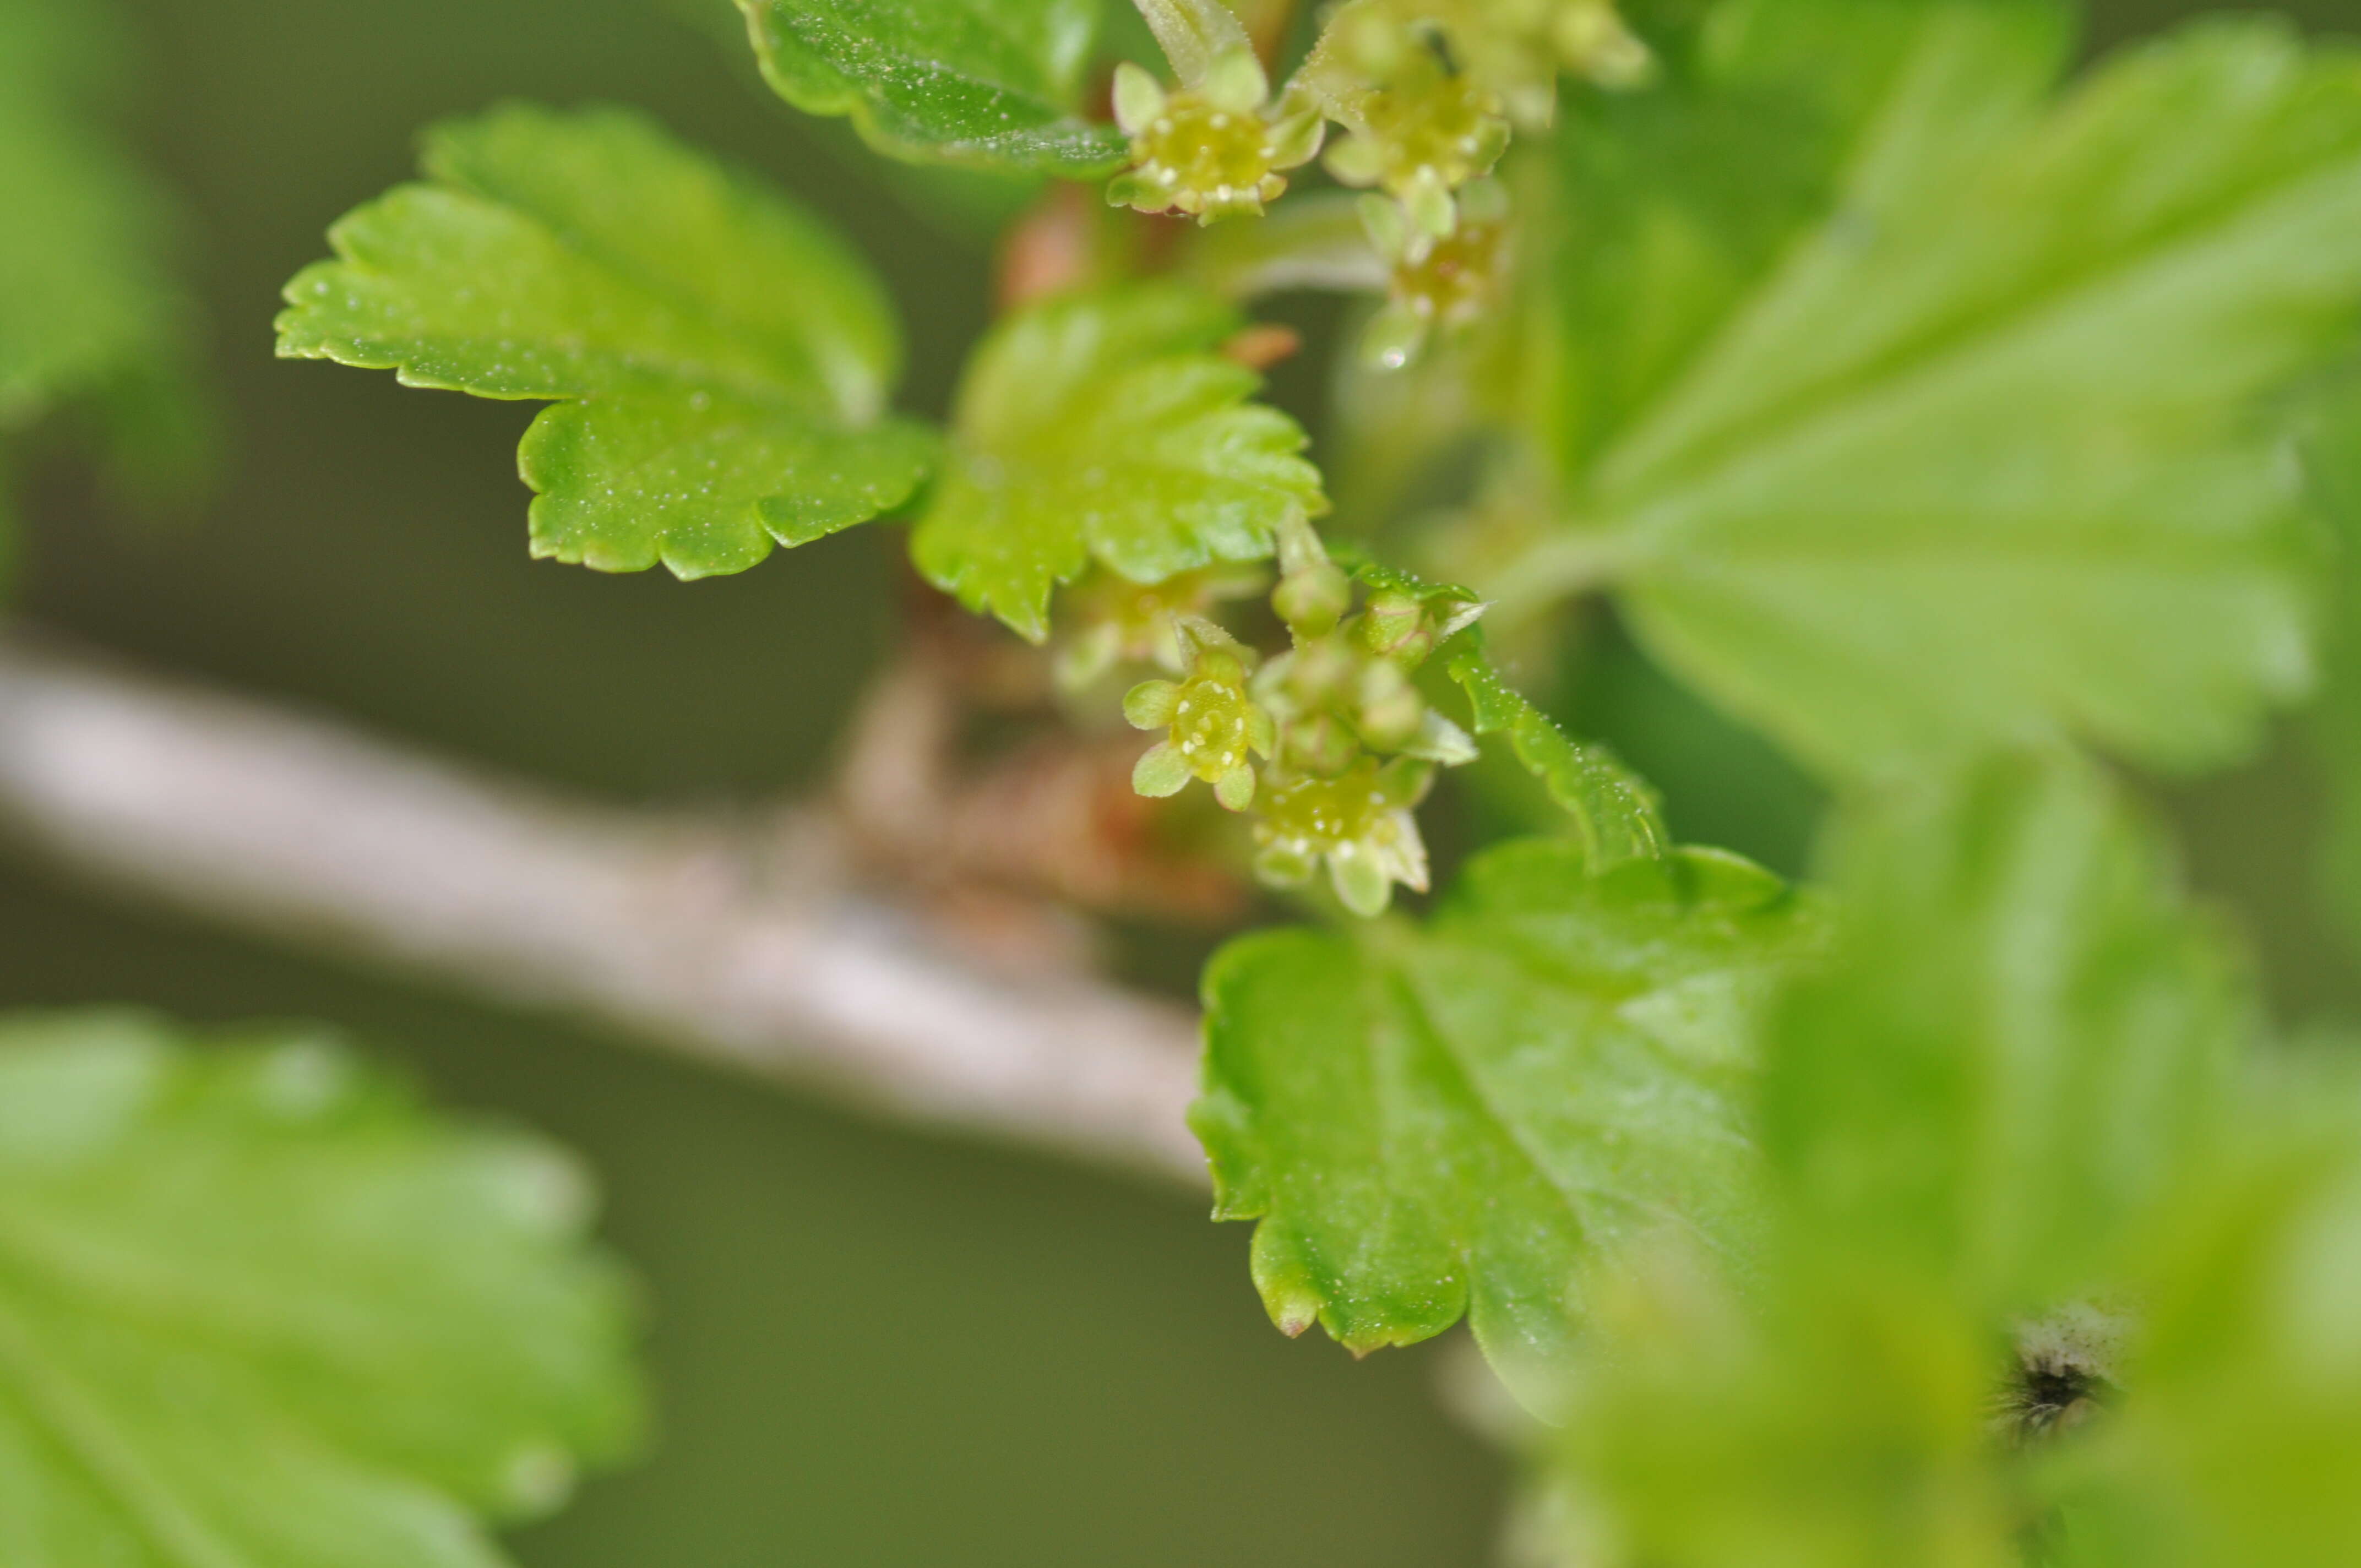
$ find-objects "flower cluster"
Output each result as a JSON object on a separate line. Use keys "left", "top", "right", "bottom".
{"left": 1102, "top": 0, "right": 1646, "bottom": 367}
{"left": 1396, "top": 0, "right": 1652, "bottom": 126}
{"left": 1312, "top": 4, "right": 1511, "bottom": 242}
{"left": 1087, "top": 510, "right": 1486, "bottom": 916}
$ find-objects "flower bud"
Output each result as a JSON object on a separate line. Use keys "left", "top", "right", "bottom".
{"left": 1275, "top": 635, "right": 1358, "bottom": 708}
{"left": 1274, "top": 560, "right": 1352, "bottom": 638}
{"left": 1284, "top": 710, "right": 1361, "bottom": 776}
{"left": 1356, "top": 661, "right": 1426, "bottom": 752}
{"left": 1361, "top": 590, "right": 1427, "bottom": 658}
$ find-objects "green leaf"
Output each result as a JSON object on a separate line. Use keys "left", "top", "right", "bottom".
{"left": 1762, "top": 750, "right": 2250, "bottom": 1309}
{"left": 1443, "top": 641, "right": 1668, "bottom": 868}
{"left": 2054, "top": 1064, "right": 2361, "bottom": 1567}
{"left": 276, "top": 102, "right": 935, "bottom": 579}
{"left": 1533, "top": 756, "right": 2274, "bottom": 1568}
{"left": 2304, "top": 379, "right": 2361, "bottom": 950}
{"left": 0, "top": 1010, "right": 640, "bottom": 1567}
{"left": 735, "top": 0, "right": 1127, "bottom": 176}
{"left": 1510, "top": 0, "right": 2355, "bottom": 777}
{"left": 1194, "top": 837, "right": 1815, "bottom": 1398}
{"left": 1548, "top": 1262, "right": 2022, "bottom": 1568}
{"left": 1522, "top": 759, "right": 2329, "bottom": 1564}
{"left": 0, "top": 0, "right": 189, "bottom": 429}
{"left": 911, "top": 282, "right": 1325, "bottom": 641}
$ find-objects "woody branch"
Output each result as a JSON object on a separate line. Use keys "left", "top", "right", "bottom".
{"left": 0, "top": 630, "right": 1210, "bottom": 1188}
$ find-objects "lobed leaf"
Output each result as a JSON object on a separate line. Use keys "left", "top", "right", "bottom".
{"left": 1764, "top": 750, "right": 2249, "bottom": 1308}
{"left": 1516, "top": 0, "right": 2357, "bottom": 777}
{"left": 0, "top": 1010, "right": 640, "bottom": 1568}
{"left": 1539, "top": 754, "right": 2272, "bottom": 1566}
{"left": 276, "top": 103, "right": 935, "bottom": 578}
{"left": 1195, "top": 837, "right": 1814, "bottom": 1401}
{"left": 910, "top": 282, "right": 1325, "bottom": 641}
{"left": 2055, "top": 1062, "right": 2361, "bottom": 1566}
{"left": 735, "top": 0, "right": 1127, "bottom": 176}
{"left": 1550, "top": 1265, "right": 2023, "bottom": 1568}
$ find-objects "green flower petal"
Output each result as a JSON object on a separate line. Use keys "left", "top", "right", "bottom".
{"left": 1133, "top": 739, "right": 1192, "bottom": 798}
{"left": 1330, "top": 848, "right": 1393, "bottom": 916}
{"left": 1112, "top": 62, "right": 1167, "bottom": 136}
{"left": 1253, "top": 843, "right": 1317, "bottom": 887}
{"left": 1124, "top": 679, "right": 1182, "bottom": 728}
{"left": 1248, "top": 705, "right": 1279, "bottom": 758}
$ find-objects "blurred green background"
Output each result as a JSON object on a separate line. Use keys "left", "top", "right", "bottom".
{"left": 2, "top": 0, "right": 2354, "bottom": 1561}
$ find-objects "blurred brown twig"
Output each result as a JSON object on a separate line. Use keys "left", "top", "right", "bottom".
{"left": 0, "top": 631, "right": 1209, "bottom": 1186}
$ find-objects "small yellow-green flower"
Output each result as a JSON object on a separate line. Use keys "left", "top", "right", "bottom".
{"left": 1318, "top": 20, "right": 1510, "bottom": 240}
{"left": 1054, "top": 563, "right": 1269, "bottom": 690}
{"left": 1359, "top": 179, "right": 1511, "bottom": 371}
{"left": 1252, "top": 756, "right": 1433, "bottom": 914}
{"left": 1348, "top": 0, "right": 1651, "bottom": 129}
{"left": 1125, "top": 625, "right": 1278, "bottom": 810}
{"left": 1107, "top": 50, "right": 1326, "bottom": 224}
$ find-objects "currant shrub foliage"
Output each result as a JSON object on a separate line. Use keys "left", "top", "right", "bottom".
{"left": 736, "top": 0, "right": 1127, "bottom": 174}
{"left": 1514, "top": 0, "right": 2356, "bottom": 779}
{"left": 264, "top": 0, "right": 2361, "bottom": 1552}
{"left": 1198, "top": 837, "right": 1816, "bottom": 1404}
{"left": 1547, "top": 756, "right": 2342, "bottom": 1568}
{"left": 0, "top": 1012, "right": 641, "bottom": 1568}
{"left": 276, "top": 104, "right": 938, "bottom": 578}
{"left": 910, "top": 282, "right": 1325, "bottom": 640}
{"left": 0, "top": 0, "right": 202, "bottom": 549}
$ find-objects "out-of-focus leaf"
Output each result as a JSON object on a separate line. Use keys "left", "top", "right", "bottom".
{"left": 734, "top": 0, "right": 1126, "bottom": 175}
{"left": 2304, "top": 381, "right": 2361, "bottom": 950}
{"left": 2052, "top": 1059, "right": 2361, "bottom": 1566}
{"left": 911, "top": 282, "right": 1324, "bottom": 642}
{"left": 277, "top": 103, "right": 935, "bottom": 578}
{"left": 0, "top": 0, "right": 184, "bottom": 427}
{"left": 0, "top": 0, "right": 206, "bottom": 526}
{"left": 1558, "top": 613, "right": 1826, "bottom": 877}
{"left": 1513, "top": 0, "right": 2353, "bottom": 778}
{"left": 1538, "top": 754, "right": 2273, "bottom": 1567}
{"left": 1764, "top": 751, "right": 2249, "bottom": 1309}
{"left": 1551, "top": 1260, "right": 2023, "bottom": 1568}
{"left": 1195, "top": 837, "right": 1814, "bottom": 1400}
{"left": 0, "top": 1010, "right": 640, "bottom": 1567}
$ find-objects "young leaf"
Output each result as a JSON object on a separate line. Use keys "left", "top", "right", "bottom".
{"left": 0, "top": 1010, "right": 640, "bottom": 1567}
{"left": 276, "top": 104, "right": 935, "bottom": 579}
{"left": 1195, "top": 837, "right": 1815, "bottom": 1400}
{"left": 1444, "top": 643, "right": 1668, "bottom": 868}
{"left": 1762, "top": 750, "right": 2251, "bottom": 1309}
{"left": 735, "top": 0, "right": 1127, "bottom": 176}
{"left": 910, "top": 282, "right": 1325, "bottom": 642}
{"left": 1510, "top": 0, "right": 2356, "bottom": 777}
{"left": 0, "top": 0, "right": 190, "bottom": 433}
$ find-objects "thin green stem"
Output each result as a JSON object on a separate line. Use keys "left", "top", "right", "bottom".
{"left": 1182, "top": 190, "right": 1388, "bottom": 299}
{"left": 1477, "top": 529, "right": 1635, "bottom": 637}
{"left": 1131, "top": 0, "right": 1255, "bottom": 84}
